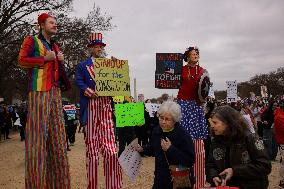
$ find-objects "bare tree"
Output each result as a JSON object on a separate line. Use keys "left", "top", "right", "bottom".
{"left": 0, "top": 1, "right": 115, "bottom": 103}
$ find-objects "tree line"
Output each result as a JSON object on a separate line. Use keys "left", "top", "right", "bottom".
{"left": 215, "top": 67, "right": 284, "bottom": 100}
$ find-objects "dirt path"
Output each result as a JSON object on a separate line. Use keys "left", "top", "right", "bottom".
{"left": 0, "top": 132, "right": 280, "bottom": 189}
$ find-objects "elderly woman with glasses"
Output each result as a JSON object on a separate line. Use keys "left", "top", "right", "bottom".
{"left": 136, "top": 101, "right": 195, "bottom": 189}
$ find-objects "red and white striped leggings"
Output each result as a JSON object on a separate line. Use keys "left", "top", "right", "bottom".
{"left": 193, "top": 139, "right": 205, "bottom": 189}
{"left": 86, "top": 97, "right": 122, "bottom": 189}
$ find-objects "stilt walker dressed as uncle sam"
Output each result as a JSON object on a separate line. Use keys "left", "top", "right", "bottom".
{"left": 177, "top": 46, "right": 210, "bottom": 189}
{"left": 18, "top": 13, "right": 71, "bottom": 188}
{"left": 75, "top": 33, "right": 123, "bottom": 189}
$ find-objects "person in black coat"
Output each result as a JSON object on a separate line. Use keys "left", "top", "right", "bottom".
{"left": 18, "top": 106, "right": 27, "bottom": 141}
{"left": 2, "top": 106, "right": 12, "bottom": 139}
{"left": 206, "top": 105, "right": 271, "bottom": 189}
{"left": 0, "top": 105, "right": 4, "bottom": 140}
{"left": 136, "top": 101, "right": 195, "bottom": 189}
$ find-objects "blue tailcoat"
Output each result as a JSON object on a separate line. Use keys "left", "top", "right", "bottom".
{"left": 75, "top": 57, "right": 96, "bottom": 124}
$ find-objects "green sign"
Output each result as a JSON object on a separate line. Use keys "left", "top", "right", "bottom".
{"left": 115, "top": 102, "right": 145, "bottom": 127}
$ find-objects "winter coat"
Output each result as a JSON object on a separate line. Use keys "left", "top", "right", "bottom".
{"left": 206, "top": 132, "right": 271, "bottom": 189}
{"left": 274, "top": 107, "right": 284, "bottom": 144}
{"left": 142, "top": 125, "right": 195, "bottom": 189}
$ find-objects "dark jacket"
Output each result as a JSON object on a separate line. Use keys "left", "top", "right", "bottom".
{"left": 143, "top": 125, "right": 195, "bottom": 189}
{"left": 206, "top": 132, "right": 271, "bottom": 189}
{"left": 261, "top": 105, "right": 274, "bottom": 129}
{"left": 63, "top": 109, "right": 76, "bottom": 127}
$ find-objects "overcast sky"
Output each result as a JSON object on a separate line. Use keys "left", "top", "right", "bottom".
{"left": 71, "top": 0, "right": 284, "bottom": 99}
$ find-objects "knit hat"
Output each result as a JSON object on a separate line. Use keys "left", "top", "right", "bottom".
{"left": 38, "top": 13, "right": 53, "bottom": 25}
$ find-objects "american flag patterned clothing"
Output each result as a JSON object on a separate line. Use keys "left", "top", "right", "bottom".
{"left": 86, "top": 97, "right": 123, "bottom": 189}
{"left": 177, "top": 99, "right": 208, "bottom": 140}
{"left": 193, "top": 139, "right": 206, "bottom": 189}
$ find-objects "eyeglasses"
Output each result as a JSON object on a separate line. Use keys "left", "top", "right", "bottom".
{"left": 158, "top": 116, "right": 173, "bottom": 123}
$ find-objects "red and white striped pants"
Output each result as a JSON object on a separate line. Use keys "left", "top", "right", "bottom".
{"left": 193, "top": 139, "right": 205, "bottom": 189}
{"left": 86, "top": 97, "right": 122, "bottom": 189}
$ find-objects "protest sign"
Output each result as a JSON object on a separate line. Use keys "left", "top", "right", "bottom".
{"left": 118, "top": 139, "right": 142, "bottom": 182}
{"left": 115, "top": 102, "right": 145, "bottom": 127}
{"left": 155, "top": 53, "right": 183, "bottom": 89}
{"left": 226, "top": 80, "right": 238, "bottom": 103}
{"left": 92, "top": 58, "right": 131, "bottom": 96}
{"left": 208, "top": 83, "right": 215, "bottom": 98}
{"left": 113, "top": 96, "right": 125, "bottom": 103}
{"left": 63, "top": 104, "right": 77, "bottom": 120}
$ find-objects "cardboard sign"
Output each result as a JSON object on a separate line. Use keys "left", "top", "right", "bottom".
{"left": 113, "top": 96, "right": 125, "bottom": 103}
{"left": 226, "top": 80, "right": 237, "bottom": 103}
{"left": 208, "top": 83, "right": 215, "bottom": 98}
{"left": 63, "top": 104, "right": 77, "bottom": 120}
{"left": 155, "top": 53, "right": 183, "bottom": 89}
{"left": 118, "top": 139, "right": 142, "bottom": 182}
{"left": 93, "top": 58, "right": 131, "bottom": 96}
{"left": 115, "top": 102, "right": 145, "bottom": 127}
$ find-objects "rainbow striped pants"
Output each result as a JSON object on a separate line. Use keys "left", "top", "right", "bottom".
{"left": 86, "top": 97, "right": 122, "bottom": 189}
{"left": 25, "top": 87, "right": 70, "bottom": 189}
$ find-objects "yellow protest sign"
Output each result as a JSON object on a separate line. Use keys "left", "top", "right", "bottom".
{"left": 112, "top": 96, "right": 125, "bottom": 103}
{"left": 93, "top": 58, "right": 131, "bottom": 96}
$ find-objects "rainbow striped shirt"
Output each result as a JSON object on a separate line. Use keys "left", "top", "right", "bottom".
{"left": 18, "top": 35, "right": 59, "bottom": 91}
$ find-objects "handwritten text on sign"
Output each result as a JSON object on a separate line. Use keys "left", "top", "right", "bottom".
{"left": 118, "top": 139, "right": 142, "bottom": 182}
{"left": 112, "top": 96, "right": 125, "bottom": 103}
{"left": 94, "top": 58, "right": 131, "bottom": 96}
{"left": 155, "top": 53, "right": 183, "bottom": 89}
{"left": 115, "top": 102, "right": 145, "bottom": 127}
{"left": 226, "top": 80, "right": 238, "bottom": 103}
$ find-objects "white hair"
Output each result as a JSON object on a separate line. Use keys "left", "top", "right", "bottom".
{"left": 88, "top": 47, "right": 106, "bottom": 58}
{"left": 157, "top": 101, "right": 182, "bottom": 123}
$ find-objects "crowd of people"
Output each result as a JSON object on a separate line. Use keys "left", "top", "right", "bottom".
{"left": 1, "top": 94, "right": 283, "bottom": 188}
{"left": 0, "top": 103, "right": 27, "bottom": 141}
{"left": 0, "top": 12, "right": 281, "bottom": 189}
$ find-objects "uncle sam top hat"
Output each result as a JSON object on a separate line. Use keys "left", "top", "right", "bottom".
{"left": 87, "top": 32, "right": 106, "bottom": 47}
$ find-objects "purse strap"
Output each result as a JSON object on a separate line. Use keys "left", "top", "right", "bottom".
{"left": 163, "top": 151, "right": 174, "bottom": 182}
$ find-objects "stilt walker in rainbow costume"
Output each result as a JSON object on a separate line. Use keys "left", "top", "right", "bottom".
{"left": 177, "top": 46, "right": 210, "bottom": 189}
{"left": 18, "top": 13, "right": 71, "bottom": 189}
{"left": 75, "top": 33, "right": 123, "bottom": 189}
